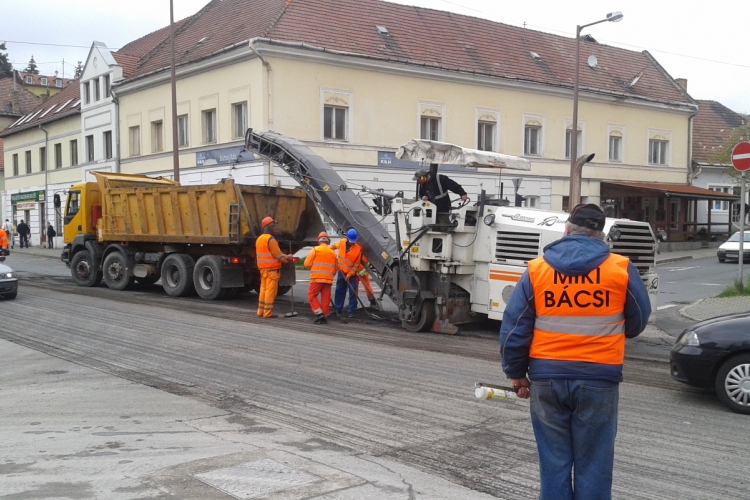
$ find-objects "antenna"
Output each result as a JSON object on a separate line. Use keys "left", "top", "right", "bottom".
{"left": 587, "top": 55, "right": 598, "bottom": 68}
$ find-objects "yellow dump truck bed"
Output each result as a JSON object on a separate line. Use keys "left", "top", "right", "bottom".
{"left": 93, "top": 171, "right": 319, "bottom": 245}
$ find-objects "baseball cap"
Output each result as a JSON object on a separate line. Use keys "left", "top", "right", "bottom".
{"left": 568, "top": 203, "right": 606, "bottom": 231}
{"left": 412, "top": 168, "right": 430, "bottom": 181}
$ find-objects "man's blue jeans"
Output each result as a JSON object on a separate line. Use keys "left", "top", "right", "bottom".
{"left": 334, "top": 273, "right": 358, "bottom": 313}
{"left": 530, "top": 378, "right": 619, "bottom": 500}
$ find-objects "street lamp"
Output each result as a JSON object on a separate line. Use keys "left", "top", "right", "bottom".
{"left": 569, "top": 11, "right": 623, "bottom": 209}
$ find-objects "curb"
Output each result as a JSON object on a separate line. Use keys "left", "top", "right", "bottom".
{"left": 656, "top": 255, "right": 694, "bottom": 265}
{"left": 679, "top": 298, "right": 705, "bottom": 322}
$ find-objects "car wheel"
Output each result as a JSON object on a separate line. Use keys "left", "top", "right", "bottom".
{"left": 715, "top": 354, "right": 750, "bottom": 415}
{"left": 161, "top": 254, "right": 195, "bottom": 297}
{"left": 103, "top": 252, "right": 135, "bottom": 291}
{"left": 718, "top": 258, "right": 725, "bottom": 263}
{"left": 71, "top": 250, "right": 103, "bottom": 287}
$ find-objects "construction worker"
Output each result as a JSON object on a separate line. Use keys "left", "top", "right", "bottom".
{"left": 357, "top": 260, "right": 378, "bottom": 308}
{"left": 333, "top": 228, "right": 364, "bottom": 317}
{"left": 304, "top": 232, "right": 337, "bottom": 323}
{"left": 0, "top": 226, "right": 8, "bottom": 254}
{"left": 255, "top": 216, "right": 293, "bottom": 318}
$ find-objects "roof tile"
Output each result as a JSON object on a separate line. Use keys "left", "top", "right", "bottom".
{"left": 692, "top": 99, "right": 747, "bottom": 164}
{"left": 0, "top": 81, "right": 80, "bottom": 137}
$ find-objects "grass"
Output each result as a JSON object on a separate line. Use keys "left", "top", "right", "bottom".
{"left": 718, "top": 280, "right": 750, "bottom": 297}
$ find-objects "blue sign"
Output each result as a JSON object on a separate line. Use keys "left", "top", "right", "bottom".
{"left": 196, "top": 146, "right": 253, "bottom": 166}
{"left": 377, "top": 151, "right": 472, "bottom": 174}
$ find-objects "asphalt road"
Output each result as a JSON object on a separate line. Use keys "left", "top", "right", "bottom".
{"left": 2, "top": 252, "right": 749, "bottom": 498}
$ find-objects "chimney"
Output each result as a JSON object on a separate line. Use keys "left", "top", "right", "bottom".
{"left": 675, "top": 78, "right": 688, "bottom": 92}
{"left": 11, "top": 90, "right": 20, "bottom": 114}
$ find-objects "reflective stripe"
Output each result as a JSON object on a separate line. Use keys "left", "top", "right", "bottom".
{"left": 535, "top": 313, "right": 625, "bottom": 336}
{"left": 434, "top": 175, "right": 448, "bottom": 200}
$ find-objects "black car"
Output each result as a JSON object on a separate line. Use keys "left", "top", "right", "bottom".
{"left": 671, "top": 313, "right": 750, "bottom": 414}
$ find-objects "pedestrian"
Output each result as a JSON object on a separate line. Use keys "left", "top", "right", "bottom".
{"left": 17, "top": 220, "right": 30, "bottom": 249}
{"left": 0, "top": 225, "right": 8, "bottom": 254}
{"left": 332, "top": 228, "right": 364, "bottom": 318}
{"left": 255, "top": 216, "right": 292, "bottom": 318}
{"left": 304, "top": 232, "right": 336, "bottom": 324}
{"left": 2, "top": 219, "right": 13, "bottom": 249}
{"left": 46, "top": 222, "right": 57, "bottom": 249}
{"left": 499, "top": 203, "right": 651, "bottom": 500}
{"left": 413, "top": 168, "right": 468, "bottom": 214}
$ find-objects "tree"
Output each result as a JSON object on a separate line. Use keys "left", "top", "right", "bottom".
{"left": 710, "top": 122, "right": 750, "bottom": 179}
{"left": 73, "top": 60, "right": 83, "bottom": 79}
{"left": 25, "top": 55, "right": 39, "bottom": 74}
{"left": 0, "top": 42, "right": 12, "bottom": 79}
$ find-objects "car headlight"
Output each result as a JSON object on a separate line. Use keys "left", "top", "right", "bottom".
{"left": 6, "top": 273, "right": 13, "bottom": 278}
{"left": 677, "top": 330, "right": 700, "bottom": 347}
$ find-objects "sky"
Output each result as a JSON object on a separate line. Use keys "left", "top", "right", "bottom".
{"left": 3, "top": 0, "right": 749, "bottom": 114}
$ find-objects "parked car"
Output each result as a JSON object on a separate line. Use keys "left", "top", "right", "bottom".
{"left": 717, "top": 231, "right": 750, "bottom": 263}
{"left": 671, "top": 313, "right": 750, "bottom": 414}
{"left": 0, "top": 257, "right": 18, "bottom": 299}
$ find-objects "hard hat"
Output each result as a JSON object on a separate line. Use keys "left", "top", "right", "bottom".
{"left": 346, "top": 228, "right": 358, "bottom": 243}
{"left": 261, "top": 216, "right": 276, "bottom": 228}
{"left": 317, "top": 231, "right": 330, "bottom": 243}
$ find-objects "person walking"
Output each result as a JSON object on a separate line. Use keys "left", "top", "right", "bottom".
{"left": 304, "top": 232, "right": 337, "bottom": 324}
{"left": 332, "top": 228, "right": 364, "bottom": 318}
{"left": 499, "top": 203, "right": 651, "bottom": 500}
{"left": 17, "top": 220, "right": 30, "bottom": 249}
{"left": 46, "top": 223, "right": 57, "bottom": 249}
{"left": 2, "top": 219, "right": 13, "bottom": 249}
{"left": 0, "top": 225, "right": 8, "bottom": 254}
{"left": 255, "top": 216, "right": 292, "bottom": 318}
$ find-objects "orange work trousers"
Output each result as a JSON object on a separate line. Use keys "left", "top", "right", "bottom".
{"left": 308, "top": 282, "right": 332, "bottom": 316}
{"left": 257, "top": 269, "right": 280, "bottom": 317}
{"left": 360, "top": 273, "right": 375, "bottom": 300}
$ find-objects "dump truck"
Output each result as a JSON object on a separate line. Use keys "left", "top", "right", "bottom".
{"left": 60, "top": 171, "right": 324, "bottom": 299}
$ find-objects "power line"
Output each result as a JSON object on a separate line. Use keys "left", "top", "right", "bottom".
{"left": 2, "top": 39, "right": 98, "bottom": 49}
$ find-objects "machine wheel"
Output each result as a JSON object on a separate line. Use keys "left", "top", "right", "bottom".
{"left": 715, "top": 354, "right": 750, "bottom": 415}
{"left": 277, "top": 285, "right": 292, "bottom": 296}
{"left": 401, "top": 300, "right": 436, "bottom": 332}
{"left": 71, "top": 250, "right": 103, "bottom": 287}
{"left": 161, "top": 254, "right": 195, "bottom": 297}
{"left": 102, "top": 252, "right": 135, "bottom": 291}
{"left": 193, "top": 255, "right": 227, "bottom": 300}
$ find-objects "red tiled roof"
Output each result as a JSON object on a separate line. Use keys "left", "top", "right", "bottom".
{"left": 125, "top": 0, "right": 692, "bottom": 107}
{"left": 112, "top": 52, "right": 139, "bottom": 79}
{"left": 118, "top": 16, "right": 193, "bottom": 58}
{"left": 0, "top": 81, "right": 80, "bottom": 137}
{"left": 17, "top": 71, "right": 73, "bottom": 88}
{"left": 692, "top": 100, "right": 747, "bottom": 165}
{"left": 0, "top": 77, "right": 43, "bottom": 117}
{"left": 602, "top": 181, "right": 739, "bottom": 199}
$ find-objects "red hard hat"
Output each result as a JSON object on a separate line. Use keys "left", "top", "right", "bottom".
{"left": 318, "top": 231, "right": 330, "bottom": 242}
{"left": 261, "top": 216, "right": 276, "bottom": 228}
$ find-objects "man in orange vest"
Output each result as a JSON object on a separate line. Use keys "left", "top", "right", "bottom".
{"left": 333, "top": 228, "right": 364, "bottom": 318}
{"left": 255, "top": 216, "right": 293, "bottom": 318}
{"left": 0, "top": 226, "right": 8, "bottom": 254}
{"left": 304, "top": 232, "right": 336, "bottom": 324}
{"left": 499, "top": 204, "right": 651, "bottom": 500}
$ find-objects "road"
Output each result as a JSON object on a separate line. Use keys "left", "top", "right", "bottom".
{"left": 2, "top": 253, "right": 749, "bottom": 499}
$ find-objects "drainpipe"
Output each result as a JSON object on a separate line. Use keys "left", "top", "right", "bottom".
{"left": 110, "top": 86, "right": 121, "bottom": 173}
{"left": 248, "top": 40, "right": 273, "bottom": 186}
{"left": 39, "top": 124, "right": 49, "bottom": 245}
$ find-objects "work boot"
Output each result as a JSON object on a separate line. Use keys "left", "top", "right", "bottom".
{"left": 347, "top": 312, "right": 356, "bottom": 318}
{"left": 314, "top": 313, "right": 326, "bottom": 324}
{"left": 369, "top": 298, "right": 377, "bottom": 308}
{"left": 319, "top": 316, "right": 327, "bottom": 324}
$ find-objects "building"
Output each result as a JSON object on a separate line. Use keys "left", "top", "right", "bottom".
{"left": 16, "top": 71, "right": 73, "bottom": 97}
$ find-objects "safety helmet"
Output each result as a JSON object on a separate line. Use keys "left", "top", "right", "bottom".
{"left": 346, "top": 228, "right": 358, "bottom": 243}
{"left": 261, "top": 216, "right": 276, "bottom": 228}
{"left": 317, "top": 231, "right": 330, "bottom": 243}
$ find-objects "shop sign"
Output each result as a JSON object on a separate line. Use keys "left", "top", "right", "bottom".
{"left": 15, "top": 202, "right": 36, "bottom": 210}
{"left": 11, "top": 190, "right": 45, "bottom": 204}
{"left": 196, "top": 146, "right": 252, "bottom": 166}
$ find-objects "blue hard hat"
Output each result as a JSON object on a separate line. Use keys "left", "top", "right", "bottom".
{"left": 346, "top": 228, "right": 358, "bottom": 242}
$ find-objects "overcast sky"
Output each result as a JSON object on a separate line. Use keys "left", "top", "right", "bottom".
{"left": 3, "top": 0, "right": 749, "bottom": 113}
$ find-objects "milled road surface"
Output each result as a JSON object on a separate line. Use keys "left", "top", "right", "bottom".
{"left": 1, "top": 267, "right": 749, "bottom": 499}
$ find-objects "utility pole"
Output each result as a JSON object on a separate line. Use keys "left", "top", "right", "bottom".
{"left": 170, "top": 0, "right": 180, "bottom": 182}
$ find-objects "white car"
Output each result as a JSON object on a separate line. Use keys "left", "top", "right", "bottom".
{"left": 0, "top": 259, "right": 18, "bottom": 299}
{"left": 717, "top": 231, "right": 750, "bottom": 263}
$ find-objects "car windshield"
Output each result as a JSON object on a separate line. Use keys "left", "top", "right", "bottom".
{"left": 727, "top": 232, "right": 750, "bottom": 242}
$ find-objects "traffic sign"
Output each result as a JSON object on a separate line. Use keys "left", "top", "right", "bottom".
{"left": 732, "top": 141, "right": 750, "bottom": 171}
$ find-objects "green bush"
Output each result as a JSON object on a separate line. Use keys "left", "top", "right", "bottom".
{"left": 718, "top": 280, "right": 750, "bottom": 297}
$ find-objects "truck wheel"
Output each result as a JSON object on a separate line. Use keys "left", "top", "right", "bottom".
{"left": 715, "top": 354, "right": 750, "bottom": 415}
{"left": 103, "top": 252, "right": 135, "bottom": 291}
{"left": 277, "top": 285, "right": 292, "bottom": 296}
{"left": 161, "top": 254, "right": 195, "bottom": 297}
{"left": 401, "top": 300, "right": 436, "bottom": 332}
{"left": 71, "top": 250, "right": 103, "bottom": 287}
{"left": 193, "top": 255, "right": 227, "bottom": 300}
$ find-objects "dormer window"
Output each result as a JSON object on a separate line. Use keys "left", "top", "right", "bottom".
{"left": 40, "top": 77, "right": 48, "bottom": 86}
{"left": 25, "top": 76, "right": 33, "bottom": 84}
{"left": 55, "top": 79, "right": 62, "bottom": 88}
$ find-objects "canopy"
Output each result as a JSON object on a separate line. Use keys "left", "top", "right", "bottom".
{"left": 395, "top": 139, "right": 532, "bottom": 171}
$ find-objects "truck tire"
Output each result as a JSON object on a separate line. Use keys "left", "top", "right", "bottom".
{"left": 103, "top": 252, "right": 135, "bottom": 291}
{"left": 71, "top": 250, "right": 103, "bottom": 287}
{"left": 401, "top": 300, "right": 436, "bottom": 332}
{"left": 277, "top": 285, "right": 292, "bottom": 296}
{"left": 193, "top": 255, "right": 227, "bottom": 300}
{"left": 161, "top": 254, "right": 195, "bottom": 297}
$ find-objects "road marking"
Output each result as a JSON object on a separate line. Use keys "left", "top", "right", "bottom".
{"left": 698, "top": 283, "right": 722, "bottom": 286}
{"left": 657, "top": 304, "right": 678, "bottom": 310}
{"left": 666, "top": 266, "right": 699, "bottom": 272}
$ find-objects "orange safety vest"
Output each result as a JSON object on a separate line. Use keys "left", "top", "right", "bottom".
{"left": 527, "top": 253, "right": 630, "bottom": 365}
{"left": 333, "top": 239, "right": 363, "bottom": 276}
{"left": 256, "top": 233, "right": 284, "bottom": 270}
{"left": 305, "top": 244, "right": 337, "bottom": 284}
{"left": 0, "top": 228, "right": 7, "bottom": 250}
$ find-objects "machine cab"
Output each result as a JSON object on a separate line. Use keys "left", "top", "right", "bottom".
{"left": 63, "top": 182, "right": 101, "bottom": 244}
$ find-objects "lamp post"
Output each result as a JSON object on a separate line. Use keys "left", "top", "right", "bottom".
{"left": 569, "top": 11, "right": 623, "bottom": 209}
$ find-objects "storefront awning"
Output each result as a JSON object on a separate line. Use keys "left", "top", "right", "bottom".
{"left": 601, "top": 182, "right": 739, "bottom": 201}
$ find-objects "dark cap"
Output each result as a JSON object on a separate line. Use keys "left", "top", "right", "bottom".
{"left": 412, "top": 168, "right": 430, "bottom": 181}
{"left": 568, "top": 203, "right": 606, "bottom": 231}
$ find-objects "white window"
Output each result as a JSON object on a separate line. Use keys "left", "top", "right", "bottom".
{"left": 565, "top": 128, "right": 583, "bottom": 159}
{"left": 177, "top": 115, "right": 189, "bottom": 148}
{"left": 524, "top": 125, "right": 541, "bottom": 156}
{"left": 478, "top": 121, "right": 495, "bottom": 151}
{"left": 83, "top": 81, "right": 90, "bottom": 104}
{"left": 420, "top": 116, "right": 440, "bottom": 141}
{"left": 25, "top": 76, "right": 33, "bottom": 84}
{"left": 54, "top": 143, "right": 62, "bottom": 168}
{"left": 232, "top": 102, "right": 247, "bottom": 139}
{"left": 522, "top": 196, "right": 539, "bottom": 208}
{"left": 649, "top": 139, "right": 669, "bottom": 165}
{"left": 129, "top": 126, "right": 141, "bottom": 157}
{"left": 39, "top": 147, "right": 46, "bottom": 171}
{"left": 609, "top": 135, "right": 623, "bottom": 162}
{"left": 709, "top": 186, "right": 732, "bottom": 212}
{"left": 151, "top": 120, "right": 163, "bottom": 152}
{"left": 93, "top": 77, "right": 100, "bottom": 101}
{"left": 104, "top": 75, "right": 111, "bottom": 98}
{"left": 40, "top": 77, "right": 48, "bottom": 86}
{"left": 202, "top": 109, "right": 217, "bottom": 144}
{"left": 324, "top": 106, "right": 347, "bottom": 140}
{"left": 85, "top": 135, "right": 94, "bottom": 162}
{"left": 55, "top": 79, "right": 62, "bottom": 88}
{"left": 70, "top": 139, "right": 78, "bottom": 166}
{"left": 104, "top": 131, "right": 113, "bottom": 159}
